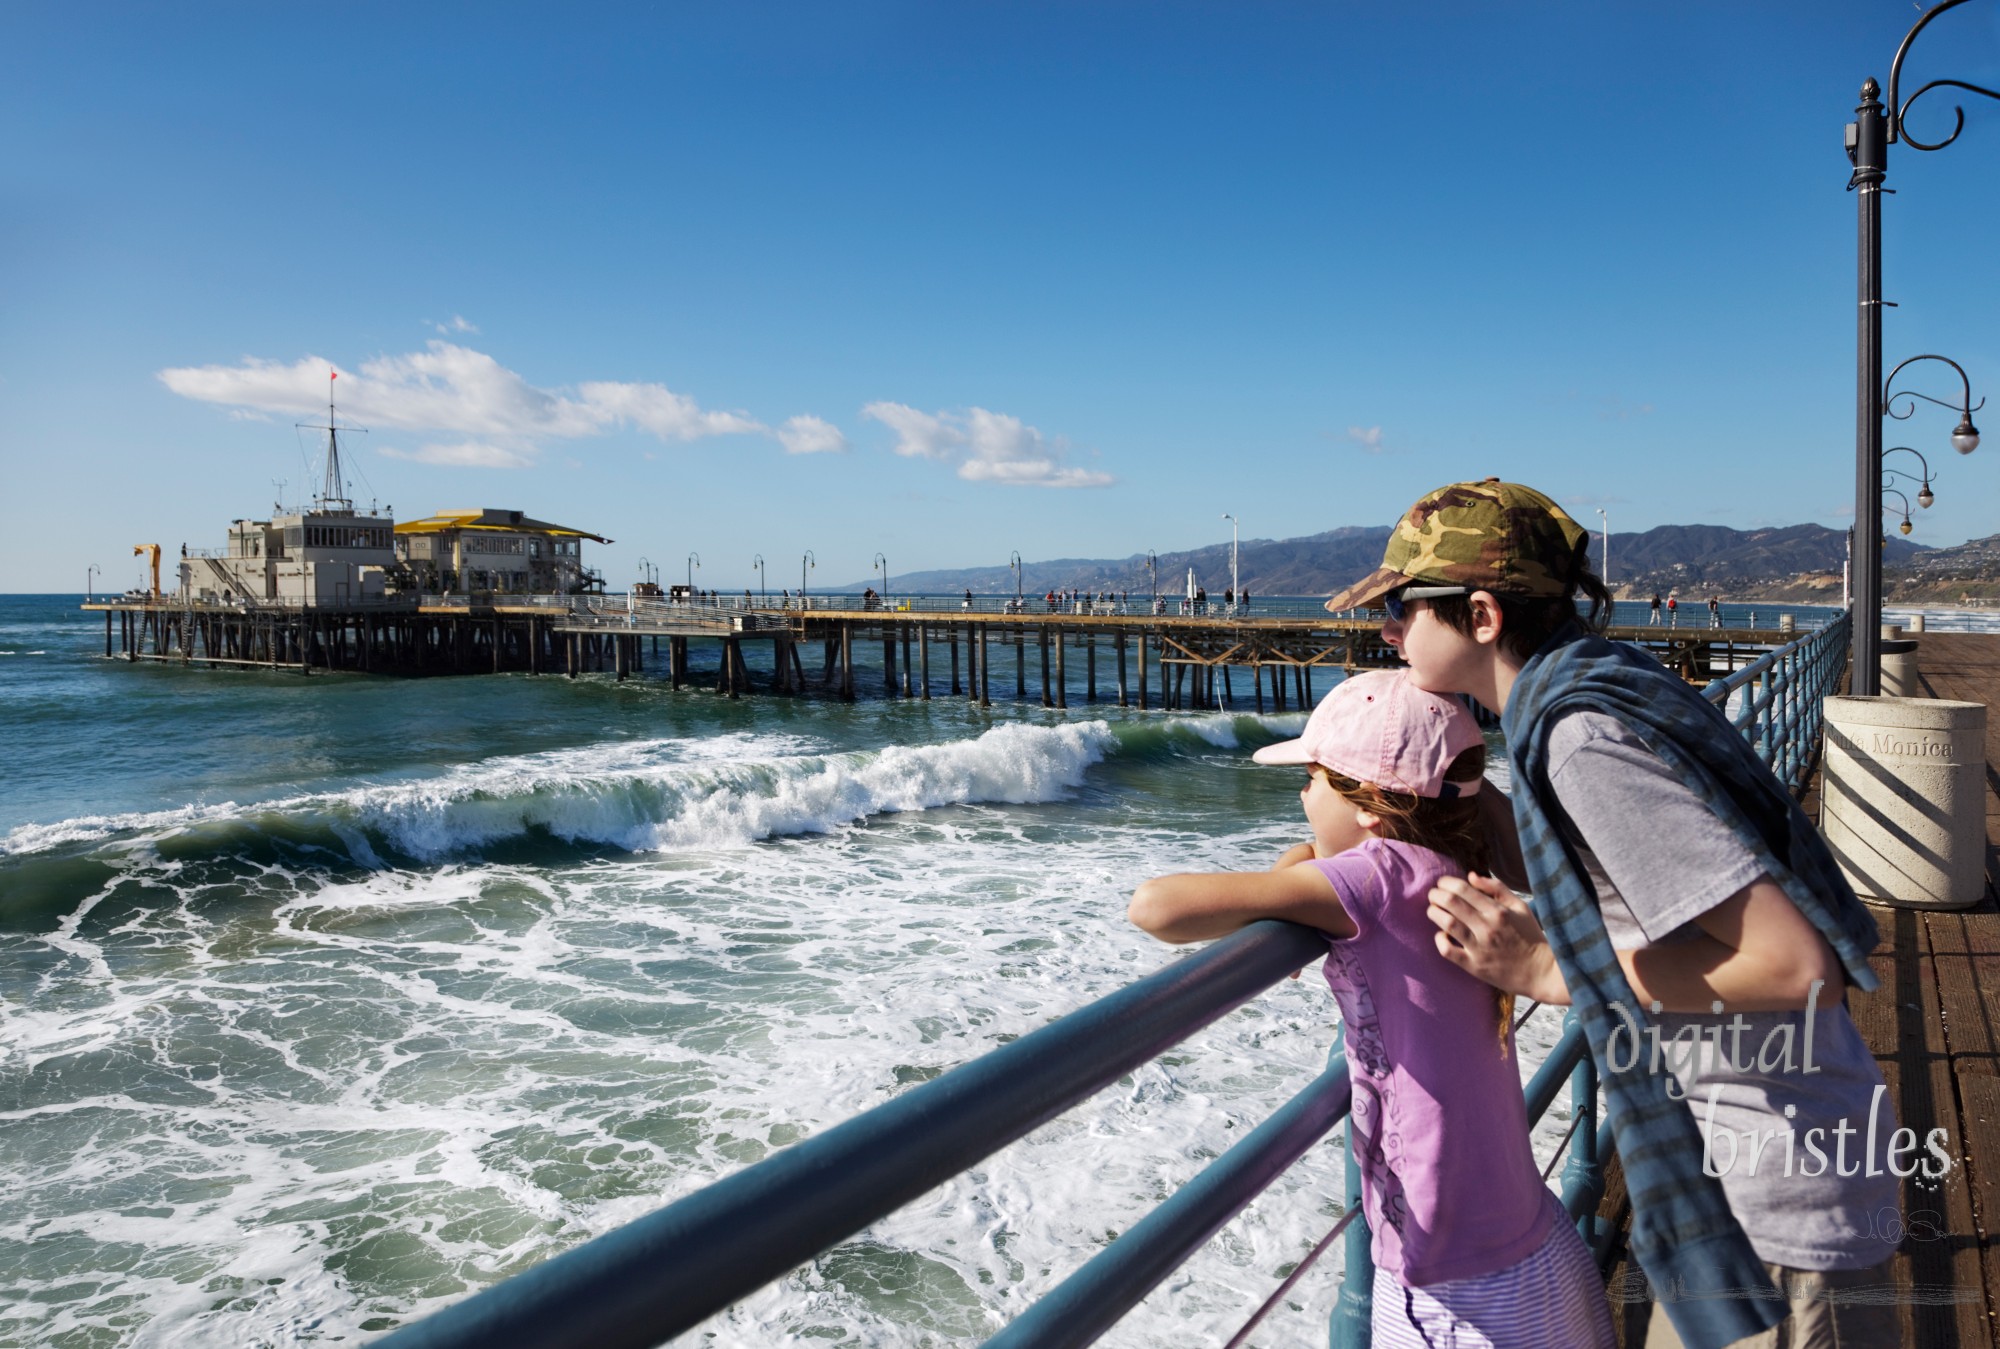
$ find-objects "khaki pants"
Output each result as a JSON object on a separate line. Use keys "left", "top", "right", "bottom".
{"left": 1641, "top": 1261, "right": 1898, "bottom": 1349}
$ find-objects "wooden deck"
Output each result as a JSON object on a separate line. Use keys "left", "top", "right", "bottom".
{"left": 1600, "top": 631, "right": 2000, "bottom": 1345}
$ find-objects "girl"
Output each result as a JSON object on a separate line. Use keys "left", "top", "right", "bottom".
{"left": 1129, "top": 669, "right": 1614, "bottom": 1348}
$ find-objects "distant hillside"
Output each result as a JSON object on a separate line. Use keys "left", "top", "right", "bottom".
{"left": 1611, "top": 524, "right": 1925, "bottom": 596}
{"left": 842, "top": 527, "right": 1394, "bottom": 597}
{"left": 839, "top": 521, "right": 1936, "bottom": 599}
{"left": 1885, "top": 532, "right": 2000, "bottom": 603}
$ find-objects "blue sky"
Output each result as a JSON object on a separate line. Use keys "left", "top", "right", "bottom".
{"left": 6, "top": 1, "right": 1998, "bottom": 593}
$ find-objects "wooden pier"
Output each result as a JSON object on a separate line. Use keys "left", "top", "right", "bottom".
{"left": 84, "top": 595, "right": 1803, "bottom": 703}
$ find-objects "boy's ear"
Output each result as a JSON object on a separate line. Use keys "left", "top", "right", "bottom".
{"left": 1467, "top": 590, "right": 1506, "bottom": 646}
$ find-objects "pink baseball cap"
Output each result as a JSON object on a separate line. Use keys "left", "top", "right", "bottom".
{"left": 1251, "top": 669, "right": 1485, "bottom": 799}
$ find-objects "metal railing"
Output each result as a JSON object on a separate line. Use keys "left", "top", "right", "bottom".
{"left": 374, "top": 618, "right": 1851, "bottom": 1349}
{"left": 1702, "top": 611, "right": 1852, "bottom": 797}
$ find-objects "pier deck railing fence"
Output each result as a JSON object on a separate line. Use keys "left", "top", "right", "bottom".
{"left": 374, "top": 614, "right": 1852, "bottom": 1349}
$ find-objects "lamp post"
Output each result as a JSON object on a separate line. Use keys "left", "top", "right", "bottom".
{"left": 801, "top": 550, "right": 815, "bottom": 606}
{"left": 1221, "top": 513, "right": 1239, "bottom": 614}
{"left": 86, "top": 563, "right": 100, "bottom": 603}
{"left": 1595, "top": 508, "right": 1611, "bottom": 593}
{"left": 1146, "top": 551, "right": 1158, "bottom": 610}
{"left": 687, "top": 552, "right": 701, "bottom": 600}
{"left": 874, "top": 552, "right": 889, "bottom": 609}
{"left": 1883, "top": 446, "right": 1937, "bottom": 509}
{"left": 753, "top": 554, "right": 765, "bottom": 600}
{"left": 1009, "top": 551, "right": 1023, "bottom": 608}
{"left": 1846, "top": 0, "right": 1996, "bottom": 693}
{"left": 1882, "top": 486, "right": 1916, "bottom": 540}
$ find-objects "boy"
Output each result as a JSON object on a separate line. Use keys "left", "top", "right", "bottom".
{"left": 1324, "top": 479, "right": 1901, "bottom": 1349}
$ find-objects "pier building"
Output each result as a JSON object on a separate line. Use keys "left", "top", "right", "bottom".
{"left": 392, "top": 508, "right": 610, "bottom": 597}
{"left": 191, "top": 505, "right": 398, "bottom": 606}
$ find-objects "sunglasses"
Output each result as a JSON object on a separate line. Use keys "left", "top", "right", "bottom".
{"left": 1383, "top": 585, "right": 1469, "bottom": 622}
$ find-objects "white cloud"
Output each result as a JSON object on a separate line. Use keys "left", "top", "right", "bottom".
{"left": 158, "top": 342, "right": 793, "bottom": 468}
{"left": 862, "top": 402, "right": 961, "bottom": 459}
{"left": 1346, "top": 425, "right": 1386, "bottom": 454}
{"left": 861, "top": 402, "right": 1113, "bottom": 488}
{"left": 380, "top": 441, "right": 534, "bottom": 469}
{"left": 577, "top": 380, "right": 763, "bottom": 441}
{"left": 430, "top": 315, "right": 481, "bottom": 336}
{"left": 776, "top": 414, "right": 848, "bottom": 455}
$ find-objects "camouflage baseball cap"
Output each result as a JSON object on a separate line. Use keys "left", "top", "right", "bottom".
{"left": 1324, "top": 478, "right": 1590, "bottom": 612}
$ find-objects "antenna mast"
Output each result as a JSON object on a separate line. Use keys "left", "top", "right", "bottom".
{"left": 297, "top": 369, "right": 365, "bottom": 511}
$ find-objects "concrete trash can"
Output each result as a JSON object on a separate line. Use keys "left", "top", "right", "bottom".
{"left": 1881, "top": 623, "right": 1902, "bottom": 640}
{"left": 1779, "top": 613, "right": 1796, "bottom": 633}
{"left": 1908, "top": 614, "right": 1927, "bottom": 633}
{"left": 1880, "top": 638, "right": 1921, "bottom": 699}
{"left": 1821, "top": 695, "right": 1988, "bottom": 908}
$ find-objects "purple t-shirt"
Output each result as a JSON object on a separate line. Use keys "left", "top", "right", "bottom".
{"left": 1312, "top": 838, "right": 1554, "bottom": 1286}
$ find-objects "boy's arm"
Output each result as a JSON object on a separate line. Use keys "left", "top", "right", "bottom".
{"left": 1426, "top": 872, "right": 1842, "bottom": 1012}
{"left": 1131, "top": 863, "right": 1355, "bottom": 944}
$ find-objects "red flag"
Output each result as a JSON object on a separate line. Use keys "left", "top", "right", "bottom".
{"left": 330, "top": 370, "right": 338, "bottom": 381}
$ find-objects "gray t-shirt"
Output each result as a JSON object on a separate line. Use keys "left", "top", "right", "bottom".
{"left": 1546, "top": 710, "right": 1904, "bottom": 1271}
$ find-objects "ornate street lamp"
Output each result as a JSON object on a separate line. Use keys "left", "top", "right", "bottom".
{"left": 753, "top": 554, "right": 766, "bottom": 599}
{"left": 1883, "top": 446, "right": 1937, "bottom": 508}
{"left": 801, "top": 550, "right": 815, "bottom": 606}
{"left": 874, "top": 552, "right": 889, "bottom": 608}
{"left": 1844, "top": 0, "right": 1996, "bottom": 693}
{"left": 1009, "top": 551, "right": 1023, "bottom": 607}
{"left": 687, "top": 552, "right": 701, "bottom": 598}
{"left": 1882, "top": 486, "right": 1915, "bottom": 540}
{"left": 1146, "top": 551, "right": 1158, "bottom": 608}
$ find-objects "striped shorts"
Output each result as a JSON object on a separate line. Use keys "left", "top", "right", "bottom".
{"left": 1371, "top": 1206, "right": 1615, "bottom": 1349}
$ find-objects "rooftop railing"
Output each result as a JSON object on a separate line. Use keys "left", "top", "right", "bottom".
{"left": 371, "top": 616, "right": 1850, "bottom": 1349}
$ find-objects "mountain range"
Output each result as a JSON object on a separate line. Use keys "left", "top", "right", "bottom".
{"left": 837, "top": 523, "right": 1951, "bottom": 599}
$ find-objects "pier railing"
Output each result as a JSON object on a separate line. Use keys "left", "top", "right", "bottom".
{"left": 371, "top": 618, "right": 1850, "bottom": 1349}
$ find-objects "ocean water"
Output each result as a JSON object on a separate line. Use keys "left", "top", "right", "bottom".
{"left": 8, "top": 592, "right": 1980, "bottom": 1347}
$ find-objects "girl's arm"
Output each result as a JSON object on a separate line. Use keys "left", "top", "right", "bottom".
{"left": 1130, "top": 863, "right": 1355, "bottom": 944}
{"left": 1271, "top": 842, "right": 1317, "bottom": 871}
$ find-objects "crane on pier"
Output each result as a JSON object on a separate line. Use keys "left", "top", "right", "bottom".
{"left": 132, "top": 543, "right": 161, "bottom": 600}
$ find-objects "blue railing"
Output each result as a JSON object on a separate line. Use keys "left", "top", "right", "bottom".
{"left": 1703, "top": 611, "right": 1852, "bottom": 797}
{"left": 375, "top": 618, "right": 1849, "bottom": 1349}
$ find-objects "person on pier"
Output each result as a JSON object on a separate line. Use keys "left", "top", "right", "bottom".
{"left": 1331, "top": 479, "right": 1900, "bottom": 1349}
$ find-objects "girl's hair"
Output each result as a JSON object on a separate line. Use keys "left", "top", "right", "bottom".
{"left": 1321, "top": 742, "right": 1515, "bottom": 1055}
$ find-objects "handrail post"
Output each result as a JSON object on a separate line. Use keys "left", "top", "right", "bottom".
{"left": 1327, "top": 1026, "right": 1373, "bottom": 1348}
{"left": 1559, "top": 1010, "right": 1603, "bottom": 1244}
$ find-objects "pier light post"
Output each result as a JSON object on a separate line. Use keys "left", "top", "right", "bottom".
{"left": 1884, "top": 447, "right": 1938, "bottom": 509}
{"left": 1595, "top": 508, "right": 1610, "bottom": 592}
{"left": 1146, "top": 551, "right": 1158, "bottom": 609}
{"left": 874, "top": 552, "right": 889, "bottom": 608}
{"left": 801, "top": 550, "right": 815, "bottom": 607}
{"left": 688, "top": 552, "right": 701, "bottom": 600}
{"left": 86, "top": 563, "right": 100, "bottom": 603}
{"left": 1009, "top": 551, "right": 1023, "bottom": 608}
{"left": 1221, "top": 514, "right": 1239, "bottom": 614}
{"left": 1882, "top": 486, "right": 1916, "bottom": 540}
{"left": 753, "top": 554, "right": 766, "bottom": 600}
{"left": 1846, "top": 0, "right": 1997, "bottom": 693}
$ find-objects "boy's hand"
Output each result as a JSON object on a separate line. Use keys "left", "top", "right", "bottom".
{"left": 1426, "top": 873, "right": 1569, "bottom": 1004}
